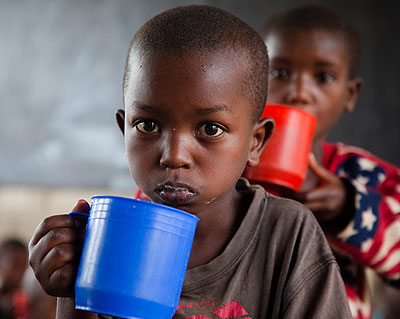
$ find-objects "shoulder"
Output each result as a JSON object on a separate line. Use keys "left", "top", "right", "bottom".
{"left": 250, "top": 186, "right": 332, "bottom": 253}
{"left": 323, "top": 142, "right": 399, "bottom": 179}
{"left": 324, "top": 141, "right": 397, "bottom": 169}
{"left": 263, "top": 190, "right": 320, "bottom": 229}
{"left": 240, "top": 178, "right": 332, "bottom": 255}
{"left": 241, "top": 178, "right": 319, "bottom": 228}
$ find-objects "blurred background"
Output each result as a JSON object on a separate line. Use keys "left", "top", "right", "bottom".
{"left": 0, "top": 0, "right": 398, "bottom": 317}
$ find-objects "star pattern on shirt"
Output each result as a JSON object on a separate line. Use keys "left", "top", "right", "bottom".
{"left": 361, "top": 207, "right": 377, "bottom": 231}
{"left": 337, "top": 220, "right": 359, "bottom": 241}
{"left": 335, "top": 154, "right": 382, "bottom": 249}
{"left": 358, "top": 158, "right": 376, "bottom": 172}
{"left": 353, "top": 176, "right": 369, "bottom": 194}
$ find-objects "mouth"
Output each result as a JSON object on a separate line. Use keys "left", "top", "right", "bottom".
{"left": 154, "top": 181, "right": 197, "bottom": 205}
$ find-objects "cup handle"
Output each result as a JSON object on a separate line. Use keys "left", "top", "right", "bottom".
{"left": 69, "top": 212, "right": 89, "bottom": 217}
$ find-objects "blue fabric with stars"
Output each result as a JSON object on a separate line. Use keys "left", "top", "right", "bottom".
{"left": 335, "top": 155, "right": 385, "bottom": 249}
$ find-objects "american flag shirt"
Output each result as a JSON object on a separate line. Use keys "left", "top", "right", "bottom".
{"left": 322, "top": 142, "right": 400, "bottom": 319}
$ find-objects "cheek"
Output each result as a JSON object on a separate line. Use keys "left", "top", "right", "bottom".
{"left": 208, "top": 138, "right": 250, "bottom": 177}
{"left": 267, "top": 82, "right": 286, "bottom": 103}
{"left": 125, "top": 137, "right": 158, "bottom": 178}
{"left": 314, "top": 96, "right": 347, "bottom": 138}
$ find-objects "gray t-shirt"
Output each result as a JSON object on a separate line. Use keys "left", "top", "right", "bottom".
{"left": 100, "top": 181, "right": 352, "bottom": 319}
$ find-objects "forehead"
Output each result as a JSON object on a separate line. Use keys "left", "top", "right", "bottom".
{"left": 266, "top": 28, "right": 350, "bottom": 70}
{"left": 124, "top": 49, "right": 252, "bottom": 116}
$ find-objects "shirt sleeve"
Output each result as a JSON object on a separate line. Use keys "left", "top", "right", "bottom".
{"left": 325, "top": 143, "right": 400, "bottom": 288}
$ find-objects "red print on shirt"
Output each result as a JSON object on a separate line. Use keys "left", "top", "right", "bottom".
{"left": 176, "top": 300, "right": 252, "bottom": 319}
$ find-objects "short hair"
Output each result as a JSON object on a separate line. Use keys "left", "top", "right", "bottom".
{"left": 123, "top": 5, "right": 269, "bottom": 122}
{"left": 260, "top": 4, "right": 362, "bottom": 78}
{"left": 0, "top": 238, "right": 27, "bottom": 259}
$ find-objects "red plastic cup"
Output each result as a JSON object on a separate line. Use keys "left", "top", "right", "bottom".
{"left": 242, "top": 104, "right": 316, "bottom": 190}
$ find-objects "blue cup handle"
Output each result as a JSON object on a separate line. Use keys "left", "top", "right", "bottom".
{"left": 69, "top": 212, "right": 89, "bottom": 217}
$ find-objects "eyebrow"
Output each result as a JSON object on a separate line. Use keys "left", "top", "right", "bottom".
{"left": 130, "top": 102, "right": 232, "bottom": 116}
{"left": 271, "top": 57, "right": 339, "bottom": 68}
{"left": 270, "top": 57, "right": 292, "bottom": 65}
{"left": 195, "top": 104, "right": 232, "bottom": 116}
{"left": 130, "top": 102, "right": 164, "bottom": 114}
{"left": 314, "top": 61, "right": 340, "bottom": 68}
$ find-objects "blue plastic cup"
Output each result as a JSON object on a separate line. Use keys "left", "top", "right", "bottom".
{"left": 74, "top": 196, "right": 199, "bottom": 319}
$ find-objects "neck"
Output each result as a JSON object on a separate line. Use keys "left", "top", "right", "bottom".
{"left": 187, "top": 187, "right": 250, "bottom": 269}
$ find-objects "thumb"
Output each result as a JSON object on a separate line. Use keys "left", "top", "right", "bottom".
{"left": 308, "top": 153, "right": 335, "bottom": 183}
{"left": 71, "top": 199, "right": 90, "bottom": 214}
{"left": 70, "top": 199, "right": 90, "bottom": 230}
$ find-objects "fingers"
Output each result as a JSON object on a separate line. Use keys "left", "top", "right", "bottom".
{"left": 296, "top": 184, "right": 347, "bottom": 222}
{"left": 28, "top": 199, "right": 90, "bottom": 297}
{"left": 44, "top": 245, "right": 82, "bottom": 297}
{"left": 29, "top": 214, "right": 75, "bottom": 248}
{"left": 48, "top": 263, "right": 77, "bottom": 297}
{"left": 29, "top": 199, "right": 89, "bottom": 248}
{"left": 29, "top": 222, "right": 79, "bottom": 272}
{"left": 302, "top": 184, "right": 343, "bottom": 203}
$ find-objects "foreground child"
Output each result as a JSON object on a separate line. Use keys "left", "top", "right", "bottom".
{"left": 259, "top": 4, "right": 400, "bottom": 319}
{"left": 28, "top": 5, "right": 352, "bottom": 319}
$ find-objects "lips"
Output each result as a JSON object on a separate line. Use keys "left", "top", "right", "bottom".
{"left": 154, "top": 181, "right": 197, "bottom": 205}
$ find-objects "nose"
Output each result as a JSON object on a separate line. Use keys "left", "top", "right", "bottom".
{"left": 159, "top": 132, "right": 193, "bottom": 169}
{"left": 286, "top": 73, "right": 313, "bottom": 106}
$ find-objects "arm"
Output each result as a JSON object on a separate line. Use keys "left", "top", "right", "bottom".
{"left": 57, "top": 298, "right": 97, "bottom": 319}
{"left": 293, "top": 147, "right": 400, "bottom": 288}
{"left": 303, "top": 144, "right": 400, "bottom": 288}
{"left": 327, "top": 150, "right": 400, "bottom": 288}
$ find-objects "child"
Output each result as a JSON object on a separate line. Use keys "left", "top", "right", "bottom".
{"left": 0, "top": 238, "right": 30, "bottom": 319}
{"left": 258, "top": 4, "right": 400, "bottom": 319}
{"left": 28, "top": 5, "right": 353, "bottom": 319}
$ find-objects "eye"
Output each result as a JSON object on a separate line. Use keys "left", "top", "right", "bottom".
{"left": 197, "top": 122, "right": 225, "bottom": 138}
{"left": 316, "top": 72, "right": 335, "bottom": 84}
{"left": 134, "top": 119, "right": 160, "bottom": 134}
{"left": 270, "top": 68, "right": 290, "bottom": 80}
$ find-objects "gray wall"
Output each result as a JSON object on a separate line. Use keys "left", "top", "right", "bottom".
{"left": 1, "top": 0, "right": 399, "bottom": 191}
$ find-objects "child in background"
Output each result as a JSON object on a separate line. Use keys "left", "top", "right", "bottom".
{"left": 0, "top": 238, "right": 30, "bottom": 319}
{"left": 258, "top": 4, "right": 400, "bottom": 319}
{"left": 28, "top": 5, "right": 352, "bottom": 319}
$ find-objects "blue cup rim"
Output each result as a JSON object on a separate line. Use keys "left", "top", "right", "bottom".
{"left": 91, "top": 195, "right": 199, "bottom": 222}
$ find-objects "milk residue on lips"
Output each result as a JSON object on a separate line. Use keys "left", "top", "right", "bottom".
{"left": 156, "top": 182, "right": 196, "bottom": 204}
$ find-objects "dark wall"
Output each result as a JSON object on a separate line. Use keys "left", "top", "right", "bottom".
{"left": 1, "top": 0, "right": 398, "bottom": 190}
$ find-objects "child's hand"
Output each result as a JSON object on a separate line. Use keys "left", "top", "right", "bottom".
{"left": 28, "top": 200, "right": 90, "bottom": 297}
{"left": 292, "top": 154, "right": 349, "bottom": 225}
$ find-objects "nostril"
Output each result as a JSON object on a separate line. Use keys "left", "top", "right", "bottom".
{"left": 159, "top": 147, "right": 192, "bottom": 170}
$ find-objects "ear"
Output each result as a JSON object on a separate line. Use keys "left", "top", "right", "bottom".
{"left": 115, "top": 109, "right": 125, "bottom": 136}
{"left": 344, "top": 77, "right": 363, "bottom": 113}
{"left": 247, "top": 117, "right": 275, "bottom": 167}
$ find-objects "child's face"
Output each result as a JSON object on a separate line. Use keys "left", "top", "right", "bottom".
{"left": 265, "top": 28, "right": 361, "bottom": 143}
{"left": 118, "top": 50, "right": 269, "bottom": 215}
